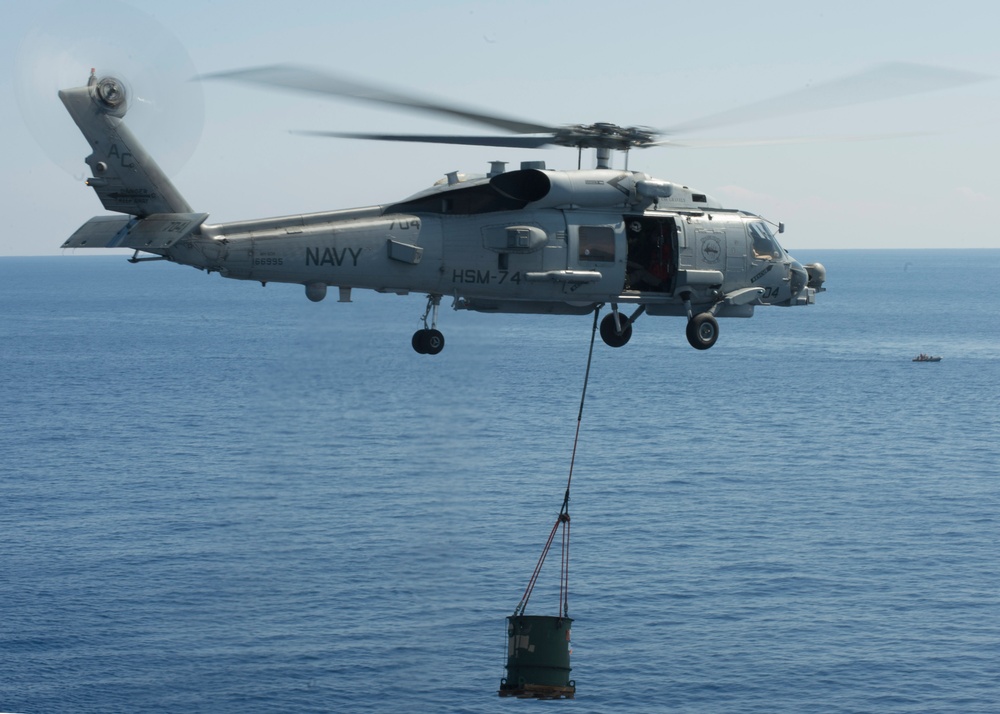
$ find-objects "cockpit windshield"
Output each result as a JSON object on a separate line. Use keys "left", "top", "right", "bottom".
{"left": 748, "top": 221, "right": 783, "bottom": 260}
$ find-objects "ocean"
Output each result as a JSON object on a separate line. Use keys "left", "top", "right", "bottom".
{"left": 2, "top": 250, "right": 998, "bottom": 713}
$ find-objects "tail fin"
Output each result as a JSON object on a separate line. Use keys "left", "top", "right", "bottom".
{"left": 59, "top": 71, "right": 192, "bottom": 216}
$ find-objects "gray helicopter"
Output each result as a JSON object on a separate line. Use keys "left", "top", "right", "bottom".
{"left": 59, "top": 64, "right": 979, "bottom": 353}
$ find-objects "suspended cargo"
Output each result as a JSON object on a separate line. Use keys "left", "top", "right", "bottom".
{"left": 498, "top": 615, "right": 575, "bottom": 699}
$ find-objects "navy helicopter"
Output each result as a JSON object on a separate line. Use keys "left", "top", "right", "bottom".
{"left": 59, "top": 63, "right": 977, "bottom": 353}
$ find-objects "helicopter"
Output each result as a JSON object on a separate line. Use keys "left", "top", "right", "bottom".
{"left": 58, "top": 63, "right": 979, "bottom": 354}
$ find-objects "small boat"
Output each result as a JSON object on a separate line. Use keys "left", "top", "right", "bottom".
{"left": 912, "top": 354, "right": 942, "bottom": 362}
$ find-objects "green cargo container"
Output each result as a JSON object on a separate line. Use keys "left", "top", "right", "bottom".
{"left": 498, "top": 615, "right": 575, "bottom": 699}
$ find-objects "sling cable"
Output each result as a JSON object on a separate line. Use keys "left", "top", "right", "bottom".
{"left": 498, "top": 307, "right": 601, "bottom": 700}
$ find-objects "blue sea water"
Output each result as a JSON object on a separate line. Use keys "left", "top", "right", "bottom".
{"left": 1, "top": 250, "right": 998, "bottom": 713}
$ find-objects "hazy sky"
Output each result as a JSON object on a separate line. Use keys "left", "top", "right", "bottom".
{"left": 3, "top": 0, "right": 997, "bottom": 256}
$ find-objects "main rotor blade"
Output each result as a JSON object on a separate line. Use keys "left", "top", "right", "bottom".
{"left": 648, "top": 130, "right": 932, "bottom": 149}
{"left": 293, "top": 130, "right": 556, "bottom": 148}
{"left": 203, "top": 64, "right": 556, "bottom": 135}
{"left": 663, "top": 62, "right": 990, "bottom": 135}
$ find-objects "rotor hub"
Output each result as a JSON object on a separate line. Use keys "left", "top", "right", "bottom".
{"left": 86, "top": 71, "right": 130, "bottom": 118}
{"left": 554, "top": 123, "right": 657, "bottom": 151}
{"left": 96, "top": 75, "right": 127, "bottom": 108}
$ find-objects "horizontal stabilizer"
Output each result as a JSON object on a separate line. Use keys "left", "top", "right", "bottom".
{"left": 63, "top": 213, "right": 209, "bottom": 250}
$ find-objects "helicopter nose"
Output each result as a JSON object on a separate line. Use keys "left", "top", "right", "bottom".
{"left": 805, "top": 262, "right": 826, "bottom": 290}
{"left": 789, "top": 261, "right": 808, "bottom": 297}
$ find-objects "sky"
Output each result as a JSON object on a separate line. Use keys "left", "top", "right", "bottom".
{"left": 2, "top": 0, "right": 998, "bottom": 256}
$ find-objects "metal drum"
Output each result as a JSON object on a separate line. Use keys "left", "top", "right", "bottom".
{"left": 498, "top": 615, "right": 575, "bottom": 699}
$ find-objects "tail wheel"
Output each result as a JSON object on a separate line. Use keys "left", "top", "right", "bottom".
{"left": 412, "top": 328, "right": 445, "bottom": 355}
{"left": 411, "top": 330, "right": 428, "bottom": 354}
{"left": 686, "top": 313, "right": 719, "bottom": 350}
{"left": 599, "top": 313, "right": 632, "bottom": 348}
{"left": 423, "top": 329, "right": 445, "bottom": 355}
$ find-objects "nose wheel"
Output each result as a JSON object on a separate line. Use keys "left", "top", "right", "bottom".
{"left": 686, "top": 312, "right": 719, "bottom": 350}
{"left": 412, "top": 294, "right": 445, "bottom": 355}
{"left": 680, "top": 292, "right": 721, "bottom": 350}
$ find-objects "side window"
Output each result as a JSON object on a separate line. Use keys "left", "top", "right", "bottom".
{"left": 749, "top": 221, "right": 781, "bottom": 260}
{"left": 578, "top": 226, "right": 615, "bottom": 262}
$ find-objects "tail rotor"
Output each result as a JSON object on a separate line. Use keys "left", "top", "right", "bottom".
{"left": 14, "top": 0, "right": 204, "bottom": 178}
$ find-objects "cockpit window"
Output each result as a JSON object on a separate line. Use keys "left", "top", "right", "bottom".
{"left": 749, "top": 221, "right": 782, "bottom": 260}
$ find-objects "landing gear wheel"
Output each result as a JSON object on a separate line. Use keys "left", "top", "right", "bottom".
{"left": 686, "top": 313, "right": 719, "bottom": 350}
{"left": 412, "top": 328, "right": 445, "bottom": 355}
{"left": 411, "top": 330, "right": 428, "bottom": 354}
{"left": 600, "top": 313, "right": 632, "bottom": 348}
{"left": 422, "top": 329, "right": 445, "bottom": 355}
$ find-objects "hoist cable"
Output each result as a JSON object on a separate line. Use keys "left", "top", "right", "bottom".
{"left": 513, "top": 306, "right": 601, "bottom": 618}
{"left": 514, "top": 517, "right": 563, "bottom": 617}
{"left": 564, "top": 304, "right": 601, "bottom": 505}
